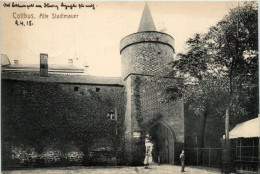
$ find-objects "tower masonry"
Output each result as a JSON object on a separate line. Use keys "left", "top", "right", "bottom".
{"left": 120, "top": 3, "right": 184, "bottom": 165}
{"left": 120, "top": 32, "right": 174, "bottom": 79}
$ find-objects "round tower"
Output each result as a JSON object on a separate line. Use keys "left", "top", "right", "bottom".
{"left": 121, "top": 4, "right": 183, "bottom": 166}
{"left": 120, "top": 3, "right": 175, "bottom": 80}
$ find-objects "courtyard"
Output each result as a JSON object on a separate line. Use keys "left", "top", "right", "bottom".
{"left": 2, "top": 165, "right": 221, "bottom": 174}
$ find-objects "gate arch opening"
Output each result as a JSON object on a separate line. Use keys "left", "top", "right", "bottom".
{"left": 144, "top": 121, "right": 175, "bottom": 164}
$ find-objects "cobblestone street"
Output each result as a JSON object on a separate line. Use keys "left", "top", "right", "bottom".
{"left": 2, "top": 165, "right": 221, "bottom": 174}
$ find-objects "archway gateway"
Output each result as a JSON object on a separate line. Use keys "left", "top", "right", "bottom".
{"left": 145, "top": 122, "right": 175, "bottom": 164}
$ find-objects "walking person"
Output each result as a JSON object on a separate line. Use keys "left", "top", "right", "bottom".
{"left": 180, "top": 150, "right": 185, "bottom": 172}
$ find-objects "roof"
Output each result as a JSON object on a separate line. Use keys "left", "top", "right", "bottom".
{"left": 1, "top": 71, "right": 124, "bottom": 86}
{"left": 138, "top": 3, "right": 156, "bottom": 32}
{"left": 229, "top": 117, "right": 260, "bottom": 139}
{"left": 2, "top": 64, "right": 84, "bottom": 73}
{"left": 1, "top": 54, "right": 11, "bottom": 66}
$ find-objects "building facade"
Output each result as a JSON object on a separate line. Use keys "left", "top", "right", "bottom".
{"left": 1, "top": 4, "right": 184, "bottom": 168}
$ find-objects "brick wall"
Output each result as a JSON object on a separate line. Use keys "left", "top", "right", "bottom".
{"left": 131, "top": 75, "right": 184, "bottom": 142}
{"left": 124, "top": 75, "right": 184, "bottom": 165}
{"left": 121, "top": 30, "right": 184, "bottom": 165}
{"left": 1, "top": 79, "right": 126, "bottom": 168}
{"left": 120, "top": 32, "right": 175, "bottom": 79}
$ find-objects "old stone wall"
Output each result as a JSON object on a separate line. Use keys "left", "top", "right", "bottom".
{"left": 121, "top": 30, "right": 183, "bottom": 165}
{"left": 120, "top": 32, "right": 174, "bottom": 79}
{"left": 124, "top": 74, "right": 184, "bottom": 165}
{"left": 131, "top": 75, "right": 184, "bottom": 142}
{"left": 2, "top": 79, "right": 126, "bottom": 168}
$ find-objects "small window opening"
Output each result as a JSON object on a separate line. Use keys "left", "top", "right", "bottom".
{"left": 74, "top": 87, "right": 79, "bottom": 91}
{"left": 96, "top": 88, "right": 100, "bottom": 92}
{"left": 107, "top": 112, "right": 115, "bottom": 120}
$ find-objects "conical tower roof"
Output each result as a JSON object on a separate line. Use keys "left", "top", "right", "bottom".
{"left": 138, "top": 3, "right": 156, "bottom": 32}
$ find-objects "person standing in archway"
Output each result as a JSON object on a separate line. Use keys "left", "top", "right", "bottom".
{"left": 144, "top": 146, "right": 151, "bottom": 169}
{"left": 180, "top": 150, "right": 185, "bottom": 172}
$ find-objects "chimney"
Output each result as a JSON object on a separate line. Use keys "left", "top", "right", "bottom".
{"left": 40, "top": 53, "right": 48, "bottom": 77}
{"left": 84, "top": 65, "right": 89, "bottom": 75}
{"left": 68, "top": 59, "right": 73, "bottom": 66}
{"left": 14, "top": 60, "right": 18, "bottom": 66}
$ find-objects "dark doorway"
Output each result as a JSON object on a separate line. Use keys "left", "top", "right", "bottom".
{"left": 146, "top": 122, "right": 174, "bottom": 164}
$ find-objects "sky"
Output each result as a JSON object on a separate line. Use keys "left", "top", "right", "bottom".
{"left": 1, "top": 1, "right": 243, "bottom": 77}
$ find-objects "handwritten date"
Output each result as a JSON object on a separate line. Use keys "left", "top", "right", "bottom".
{"left": 15, "top": 20, "right": 34, "bottom": 26}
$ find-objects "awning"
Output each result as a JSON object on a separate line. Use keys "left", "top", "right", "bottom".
{"left": 229, "top": 117, "right": 259, "bottom": 139}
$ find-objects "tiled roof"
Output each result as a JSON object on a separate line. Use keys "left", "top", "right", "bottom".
{"left": 2, "top": 64, "right": 84, "bottom": 72}
{"left": 1, "top": 71, "right": 124, "bottom": 86}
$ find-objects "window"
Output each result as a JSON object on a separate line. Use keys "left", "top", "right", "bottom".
{"left": 74, "top": 87, "right": 79, "bottom": 91}
{"left": 107, "top": 112, "right": 115, "bottom": 120}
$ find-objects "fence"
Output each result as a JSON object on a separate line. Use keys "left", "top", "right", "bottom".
{"left": 184, "top": 147, "right": 236, "bottom": 168}
{"left": 234, "top": 138, "right": 259, "bottom": 173}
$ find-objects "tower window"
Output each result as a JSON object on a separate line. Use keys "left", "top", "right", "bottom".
{"left": 96, "top": 88, "right": 100, "bottom": 92}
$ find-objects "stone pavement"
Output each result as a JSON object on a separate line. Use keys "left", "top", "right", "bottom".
{"left": 2, "top": 165, "right": 221, "bottom": 174}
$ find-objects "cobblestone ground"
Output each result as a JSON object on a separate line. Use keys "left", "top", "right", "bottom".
{"left": 2, "top": 165, "right": 221, "bottom": 174}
